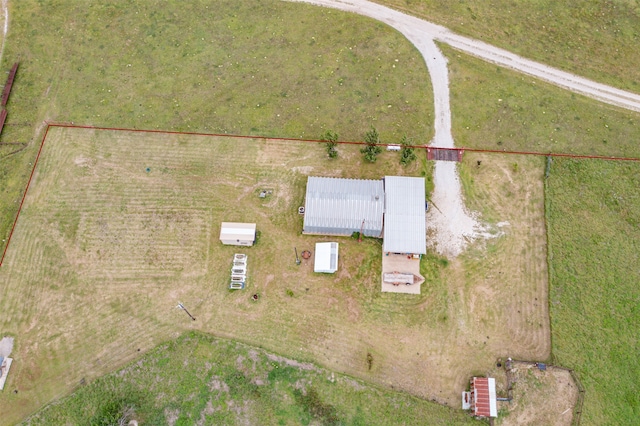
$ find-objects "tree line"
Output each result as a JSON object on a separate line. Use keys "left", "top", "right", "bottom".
{"left": 321, "top": 127, "right": 417, "bottom": 165}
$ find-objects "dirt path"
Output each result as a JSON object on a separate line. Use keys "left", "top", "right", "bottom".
{"left": 499, "top": 362, "right": 578, "bottom": 426}
{"left": 290, "top": 0, "right": 640, "bottom": 113}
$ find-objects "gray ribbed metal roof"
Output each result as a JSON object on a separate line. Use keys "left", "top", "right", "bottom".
{"left": 303, "top": 177, "right": 384, "bottom": 237}
{"left": 383, "top": 176, "right": 426, "bottom": 254}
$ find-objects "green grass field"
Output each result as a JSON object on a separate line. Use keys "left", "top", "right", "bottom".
{"left": 546, "top": 158, "right": 640, "bottom": 424}
{"left": 23, "top": 332, "right": 480, "bottom": 425}
{"left": 379, "top": 0, "right": 640, "bottom": 92}
{"left": 443, "top": 44, "right": 640, "bottom": 158}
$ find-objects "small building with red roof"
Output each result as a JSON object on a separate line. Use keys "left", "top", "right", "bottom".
{"left": 463, "top": 377, "right": 498, "bottom": 418}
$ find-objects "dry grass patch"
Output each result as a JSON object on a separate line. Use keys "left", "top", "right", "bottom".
{"left": 457, "top": 153, "right": 550, "bottom": 362}
{"left": 0, "top": 128, "right": 551, "bottom": 422}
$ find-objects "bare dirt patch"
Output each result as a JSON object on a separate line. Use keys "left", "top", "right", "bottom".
{"left": 266, "top": 353, "right": 321, "bottom": 372}
{"left": 496, "top": 362, "right": 579, "bottom": 426}
{"left": 164, "top": 408, "right": 180, "bottom": 426}
{"left": 208, "top": 377, "right": 230, "bottom": 393}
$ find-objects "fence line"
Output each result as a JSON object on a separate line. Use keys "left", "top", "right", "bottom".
{"left": 4, "top": 122, "right": 640, "bottom": 268}
{"left": 1, "top": 62, "right": 18, "bottom": 107}
{"left": 47, "top": 123, "right": 640, "bottom": 162}
{"left": 568, "top": 369, "right": 586, "bottom": 426}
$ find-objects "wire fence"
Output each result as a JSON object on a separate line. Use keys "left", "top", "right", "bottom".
{"left": 568, "top": 369, "right": 586, "bottom": 426}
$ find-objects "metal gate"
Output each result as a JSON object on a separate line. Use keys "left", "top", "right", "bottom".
{"left": 427, "top": 147, "right": 464, "bottom": 162}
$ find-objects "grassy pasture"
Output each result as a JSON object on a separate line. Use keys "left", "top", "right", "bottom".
{"left": 0, "top": 127, "right": 550, "bottom": 423}
{"left": 379, "top": 0, "right": 640, "bottom": 92}
{"left": 24, "top": 332, "right": 480, "bottom": 425}
{"left": 443, "top": 44, "right": 640, "bottom": 158}
{"left": 1, "top": 1, "right": 636, "bottom": 424}
{"left": 546, "top": 158, "right": 640, "bottom": 425}
{"left": 0, "top": 0, "right": 433, "bottom": 258}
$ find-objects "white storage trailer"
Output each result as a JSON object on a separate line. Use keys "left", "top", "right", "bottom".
{"left": 220, "top": 222, "right": 256, "bottom": 246}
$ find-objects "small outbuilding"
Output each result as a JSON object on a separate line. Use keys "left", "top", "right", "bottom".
{"left": 314, "top": 242, "right": 339, "bottom": 273}
{"left": 466, "top": 377, "right": 498, "bottom": 418}
{"left": 220, "top": 222, "right": 256, "bottom": 246}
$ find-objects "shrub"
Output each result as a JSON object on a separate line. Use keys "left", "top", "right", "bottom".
{"left": 322, "top": 130, "right": 338, "bottom": 159}
{"left": 399, "top": 135, "right": 417, "bottom": 165}
{"left": 361, "top": 127, "right": 382, "bottom": 163}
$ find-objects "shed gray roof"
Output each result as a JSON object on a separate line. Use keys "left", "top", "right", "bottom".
{"left": 383, "top": 176, "right": 426, "bottom": 254}
{"left": 303, "top": 177, "right": 384, "bottom": 237}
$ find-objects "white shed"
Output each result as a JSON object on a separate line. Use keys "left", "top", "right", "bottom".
{"left": 314, "top": 242, "right": 339, "bottom": 273}
{"left": 220, "top": 222, "right": 256, "bottom": 246}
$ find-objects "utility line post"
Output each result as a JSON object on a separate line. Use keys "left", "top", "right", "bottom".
{"left": 176, "top": 302, "right": 196, "bottom": 321}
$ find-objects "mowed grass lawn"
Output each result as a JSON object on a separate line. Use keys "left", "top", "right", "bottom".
{"left": 0, "top": 0, "right": 433, "bottom": 256}
{"left": 0, "top": 126, "right": 435, "bottom": 423}
{"left": 546, "top": 158, "right": 640, "bottom": 424}
{"left": 1, "top": 126, "right": 555, "bottom": 423}
{"left": 24, "top": 332, "right": 479, "bottom": 425}
{"left": 380, "top": 0, "right": 640, "bottom": 92}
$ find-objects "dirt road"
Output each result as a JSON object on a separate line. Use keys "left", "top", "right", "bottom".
{"left": 291, "top": 0, "right": 640, "bottom": 113}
